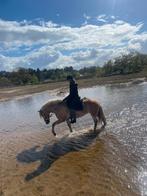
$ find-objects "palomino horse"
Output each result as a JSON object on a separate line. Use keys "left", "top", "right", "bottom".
{"left": 39, "top": 98, "right": 106, "bottom": 136}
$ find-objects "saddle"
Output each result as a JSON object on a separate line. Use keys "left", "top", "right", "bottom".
{"left": 62, "top": 97, "right": 87, "bottom": 111}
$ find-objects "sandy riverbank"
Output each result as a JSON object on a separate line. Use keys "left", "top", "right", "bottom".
{"left": 0, "top": 74, "right": 146, "bottom": 102}
{"left": 0, "top": 128, "right": 140, "bottom": 196}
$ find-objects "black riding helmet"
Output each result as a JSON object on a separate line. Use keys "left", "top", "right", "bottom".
{"left": 66, "top": 75, "right": 73, "bottom": 81}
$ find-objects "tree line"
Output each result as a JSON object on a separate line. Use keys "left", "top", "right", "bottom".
{"left": 0, "top": 52, "right": 147, "bottom": 87}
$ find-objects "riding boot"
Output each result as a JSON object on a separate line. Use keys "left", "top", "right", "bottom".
{"left": 70, "top": 110, "right": 76, "bottom": 123}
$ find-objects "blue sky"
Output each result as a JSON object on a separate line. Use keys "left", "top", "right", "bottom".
{"left": 0, "top": 0, "right": 147, "bottom": 71}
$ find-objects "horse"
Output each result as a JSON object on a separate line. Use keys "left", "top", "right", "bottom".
{"left": 39, "top": 98, "right": 106, "bottom": 136}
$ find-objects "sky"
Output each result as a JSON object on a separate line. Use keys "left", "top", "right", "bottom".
{"left": 0, "top": 0, "right": 147, "bottom": 71}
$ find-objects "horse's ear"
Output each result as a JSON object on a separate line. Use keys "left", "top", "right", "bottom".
{"left": 38, "top": 110, "right": 42, "bottom": 118}
{"left": 38, "top": 110, "right": 41, "bottom": 114}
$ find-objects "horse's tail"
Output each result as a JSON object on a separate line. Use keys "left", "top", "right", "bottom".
{"left": 98, "top": 105, "right": 107, "bottom": 127}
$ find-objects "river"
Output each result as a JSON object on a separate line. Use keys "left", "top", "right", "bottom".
{"left": 0, "top": 82, "right": 147, "bottom": 196}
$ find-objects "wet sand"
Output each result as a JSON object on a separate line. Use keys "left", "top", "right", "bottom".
{"left": 0, "top": 129, "right": 141, "bottom": 196}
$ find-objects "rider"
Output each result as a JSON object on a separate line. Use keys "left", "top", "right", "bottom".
{"left": 63, "top": 75, "right": 83, "bottom": 123}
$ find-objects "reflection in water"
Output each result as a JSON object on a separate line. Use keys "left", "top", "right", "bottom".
{"left": 0, "top": 82, "right": 147, "bottom": 195}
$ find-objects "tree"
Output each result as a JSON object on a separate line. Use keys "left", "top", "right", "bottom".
{"left": 0, "top": 77, "right": 11, "bottom": 87}
{"left": 30, "top": 74, "right": 39, "bottom": 84}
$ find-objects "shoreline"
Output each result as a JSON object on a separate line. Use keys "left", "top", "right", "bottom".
{"left": 0, "top": 74, "right": 146, "bottom": 102}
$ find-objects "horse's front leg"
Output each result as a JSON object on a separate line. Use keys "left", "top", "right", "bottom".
{"left": 66, "top": 119, "right": 73, "bottom": 133}
{"left": 93, "top": 117, "right": 98, "bottom": 132}
{"left": 51, "top": 119, "right": 64, "bottom": 136}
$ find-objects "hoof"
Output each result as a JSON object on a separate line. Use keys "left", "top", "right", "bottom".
{"left": 52, "top": 132, "right": 56, "bottom": 136}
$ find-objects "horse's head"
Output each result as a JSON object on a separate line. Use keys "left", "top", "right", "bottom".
{"left": 39, "top": 109, "right": 52, "bottom": 125}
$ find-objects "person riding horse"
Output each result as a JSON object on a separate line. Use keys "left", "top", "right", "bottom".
{"left": 63, "top": 75, "right": 83, "bottom": 123}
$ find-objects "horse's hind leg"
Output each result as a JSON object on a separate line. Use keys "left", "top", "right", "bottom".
{"left": 99, "top": 106, "right": 106, "bottom": 129}
{"left": 66, "top": 120, "right": 73, "bottom": 133}
{"left": 52, "top": 119, "right": 64, "bottom": 136}
{"left": 102, "top": 117, "right": 106, "bottom": 129}
{"left": 92, "top": 116, "right": 98, "bottom": 132}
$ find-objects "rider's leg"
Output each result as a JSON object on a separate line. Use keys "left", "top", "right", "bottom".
{"left": 66, "top": 119, "right": 73, "bottom": 132}
{"left": 70, "top": 109, "right": 76, "bottom": 123}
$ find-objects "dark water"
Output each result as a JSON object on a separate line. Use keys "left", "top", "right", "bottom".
{"left": 0, "top": 82, "right": 147, "bottom": 195}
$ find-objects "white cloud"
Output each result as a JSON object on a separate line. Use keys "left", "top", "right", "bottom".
{"left": 0, "top": 18, "right": 147, "bottom": 71}
{"left": 96, "top": 14, "right": 108, "bottom": 23}
{"left": 114, "top": 20, "right": 126, "bottom": 25}
{"left": 111, "top": 16, "right": 116, "bottom": 20}
{"left": 129, "top": 42, "right": 142, "bottom": 50}
{"left": 0, "top": 47, "right": 60, "bottom": 71}
{"left": 83, "top": 14, "right": 91, "bottom": 20}
{"left": 0, "top": 19, "right": 74, "bottom": 48}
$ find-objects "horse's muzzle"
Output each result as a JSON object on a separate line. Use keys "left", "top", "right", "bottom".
{"left": 45, "top": 120, "right": 50, "bottom": 124}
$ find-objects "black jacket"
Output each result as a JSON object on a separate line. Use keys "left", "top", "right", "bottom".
{"left": 69, "top": 79, "right": 79, "bottom": 98}
{"left": 63, "top": 79, "right": 83, "bottom": 110}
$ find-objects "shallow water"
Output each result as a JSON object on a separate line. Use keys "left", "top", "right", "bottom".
{"left": 0, "top": 82, "right": 147, "bottom": 195}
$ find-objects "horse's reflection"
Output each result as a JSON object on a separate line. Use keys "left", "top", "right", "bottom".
{"left": 17, "top": 129, "right": 102, "bottom": 181}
